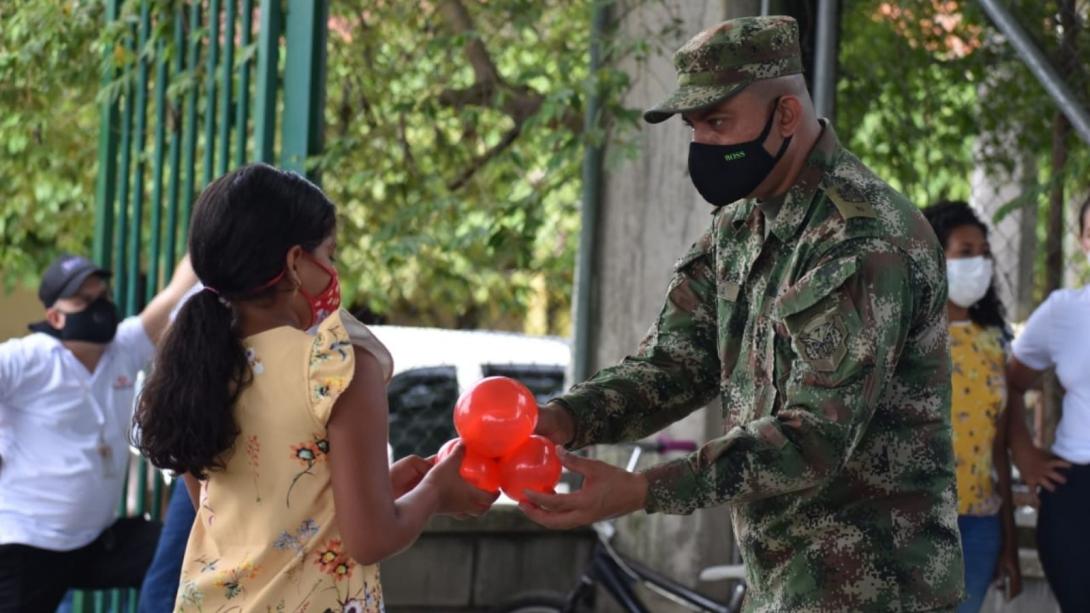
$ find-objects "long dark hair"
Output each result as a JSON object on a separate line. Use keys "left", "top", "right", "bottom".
{"left": 922, "top": 200, "right": 1008, "bottom": 332}
{"left": 135, "top": 163, "right": 336, "bottom": 477}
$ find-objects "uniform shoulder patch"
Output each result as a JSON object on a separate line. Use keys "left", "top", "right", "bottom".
{"left": 825, "top": 183, "right": 876, "bottom": 220}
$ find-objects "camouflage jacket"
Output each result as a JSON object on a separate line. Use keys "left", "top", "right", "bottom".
{"left": 557, "top": 123, "right": 964, "bottom": 612}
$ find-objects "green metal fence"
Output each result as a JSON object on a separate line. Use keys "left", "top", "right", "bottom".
{"left": 86, "top": 1, "right": 327, "bottom": 610}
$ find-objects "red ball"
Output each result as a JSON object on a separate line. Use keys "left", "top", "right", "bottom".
{"left": 436, "top": 438, "right": 502, "bottom": 493}
{"left": 453, "top": 377, "right": 538, "bottom": 459}
{"left": 498, "top": 435, "right": 562, "bottom": 503}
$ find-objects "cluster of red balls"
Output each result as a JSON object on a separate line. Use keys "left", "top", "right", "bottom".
{"left": 436, "top": 376, "right": 562, "bottom": 502}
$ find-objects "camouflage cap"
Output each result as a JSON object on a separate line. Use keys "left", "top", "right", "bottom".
{"left": 644, "top": 16, "right": 803, "bottom": 124}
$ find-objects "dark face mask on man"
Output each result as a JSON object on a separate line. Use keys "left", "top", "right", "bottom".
{"left": 687, "top": 97, "right": 792, "bottom": 208}
{"left": 52, "top": 296, "right": 120, "bottom": 344}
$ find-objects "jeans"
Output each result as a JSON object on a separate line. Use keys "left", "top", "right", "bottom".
{"left": 137, "top": 481, "right": 196, "bottom": 613}
{"left": 956, "top": 513, "right": 1001, "bottom": 613}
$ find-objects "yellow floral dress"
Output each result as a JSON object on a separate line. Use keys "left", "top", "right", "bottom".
{"left": 175, "top": 310, "right": 394, "bottom": 612}
{"left": 949, "top": 321, "right": 1007, "bottom": 516}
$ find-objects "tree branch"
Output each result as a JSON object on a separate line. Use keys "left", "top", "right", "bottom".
{"left": 448, "top": 124, "right": 522, "bottom": 191}
{"left": 435, "top": 0, "right": 581, "bottom": 190}
{"left": 397, "top": 111, "right": 415, "bottom": 169}
{"left": 438, "top": 0, "right": 500, "bottom": 86}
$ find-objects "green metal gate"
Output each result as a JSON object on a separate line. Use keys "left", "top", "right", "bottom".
{"left": 86, "top": 1, "right": 327, "bottom": 610}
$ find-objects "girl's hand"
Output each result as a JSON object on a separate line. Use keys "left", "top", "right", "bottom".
{"left": 994, "top": 542, "right": 1023, "bottom": 601}
{"left": 390, "top": 455, "right": 432, "bottom": 498}
{"left": 422, "top": 442, "right": 498, "bottom": 517}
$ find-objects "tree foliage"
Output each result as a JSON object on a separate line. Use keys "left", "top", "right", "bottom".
{"left": 839, "top": 1, "right": 1089, "bottom": 214}
{"left": 839, "top": 0, "right": 1090, "bottom": 297}
{"left": 0, "top": 2, "right": 105, "bottom": 289}
{"left": 318, "top": 0, "right": 679, "bottom": 333}
{"left": 6, "top": 0, "right": 1086, "bottom": 327}
{"left": 0, "top": 0, "right": 673, "bottom": 335}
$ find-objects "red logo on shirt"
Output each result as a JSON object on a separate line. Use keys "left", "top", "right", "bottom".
{"left": 113, "top": 375, "right": 133, "bottom": 390}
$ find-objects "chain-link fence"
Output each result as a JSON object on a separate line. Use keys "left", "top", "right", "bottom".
{"left": 972, "top": 169, "right": 1088, "bottom": 460}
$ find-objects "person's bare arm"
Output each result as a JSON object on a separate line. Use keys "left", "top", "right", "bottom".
{"left": 328, "top": 348, "right": 496, "bottom": 565}
{"left": 1006, "top": 358, "right": 1070, "bottom": 491}
{"left": 139, "top": 255, "right": 198, "bottom": 344}
{"left": 992, "top": 407, "right": 1022, "bottom": 598}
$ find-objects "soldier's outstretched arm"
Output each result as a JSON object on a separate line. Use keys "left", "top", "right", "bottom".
{"left": 549, "top": 231, "right": 723, "bottom": 449}
{"left": 640, "top": 239, "right": 931, "bottom": 514}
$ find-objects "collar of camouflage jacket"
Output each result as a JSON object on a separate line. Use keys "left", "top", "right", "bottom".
{"left": 730, "top": 118, "right": 842, "bottom": 243}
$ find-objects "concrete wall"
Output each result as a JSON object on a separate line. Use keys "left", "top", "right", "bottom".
{"left": 583, "top": 0, "right": 760, "bottom": 608}
{"left": 382, "top": 506, "right": 595, "bottom": 611}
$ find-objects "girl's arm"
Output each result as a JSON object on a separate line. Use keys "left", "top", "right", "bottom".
{"left": 327, "top": 348, "right": 496, "bottom": 565}
{"left": 992, "top": 406, "right": 1022, "bottom": 599}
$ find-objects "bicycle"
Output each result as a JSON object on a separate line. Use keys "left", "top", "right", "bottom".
{"left": 494, "top": 438, "right": 747, "bottom": 613}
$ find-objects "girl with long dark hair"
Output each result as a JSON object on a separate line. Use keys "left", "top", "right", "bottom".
{"left": 135, "top": 164, "right": 495, "bottom": 611}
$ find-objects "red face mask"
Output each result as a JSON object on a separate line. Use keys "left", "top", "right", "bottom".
{"left": 299, "top": 252, "right": 341, "bottom": 328}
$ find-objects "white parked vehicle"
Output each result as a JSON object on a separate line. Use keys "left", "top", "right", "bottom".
{"left": 369, "top": 325, "right": 571, "bottom": 462}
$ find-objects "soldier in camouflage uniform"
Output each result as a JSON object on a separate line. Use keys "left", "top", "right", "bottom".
{"left": 520, "top": 16, "right": 965, "bottom": 612}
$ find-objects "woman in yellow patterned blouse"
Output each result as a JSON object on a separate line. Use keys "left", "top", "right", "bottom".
{"left": 134, "top": 164, "right": 497, "bottom": 612}
{"left": 924, "top": 201, "right": 1021, "bottom": 612}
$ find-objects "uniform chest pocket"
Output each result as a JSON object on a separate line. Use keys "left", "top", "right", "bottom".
{"left": 772, "top": 256, "right": 867, "bottom": 387}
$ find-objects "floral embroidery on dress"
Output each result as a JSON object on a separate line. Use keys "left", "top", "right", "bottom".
{"left": 245, "top": 434, "right": 262, "bottom": 503}
{"left": 274, "top": 518, "right": 320, "bottom": 582}
{"left": 286, "top": 435, "right": 330, "bottom": 508}
{"left": 341, "top": 579, "right": 384, "bottom": 612}
{"left": 215, "top": 560, "right": 259, "bottom": 600}
{"left": 273, "top": 518, "right": 320, "bottom": 553}
{"left": 177, "top": 579, "right": 203, "bottom": 609}
{"left": 194, "top": 555, "right": 219, "bottom": 573}
{"left": 246, "top": 347, "right": 265, "bottom": 375}
{"left": 312, "top": 375, "right": 349, "bottom": 404}
{"left": 310, "top": 325, "right": 351, "bottom": 365}
{"left": 309, "top": 324, "right": 353, "bottom": 406}
{"left": 311, "top": 538, "right": 384, "bottom": 609}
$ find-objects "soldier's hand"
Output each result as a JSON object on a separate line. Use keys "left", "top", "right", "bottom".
{"left": 535, "top": 402, "right": 576, "bottom": 446}
{"left": 518, "top": 447, "right": 647, "bottom": 530}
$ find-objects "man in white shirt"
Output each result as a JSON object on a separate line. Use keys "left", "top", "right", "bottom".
{"left": 0, "top": 253, "right": 196, "bottom": 612}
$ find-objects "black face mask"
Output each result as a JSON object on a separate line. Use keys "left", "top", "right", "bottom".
{"left": 687, "top": 99, "right": 792, "bottom": 208}
{"left": 46, "top": 296, "right": 120, "bottom": 344}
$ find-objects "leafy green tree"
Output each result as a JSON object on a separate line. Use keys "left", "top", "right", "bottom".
{"left": 1, "top": 0, "right": 666, "bottom": 335}
{"left": 318, "top": 0, "right": 673, "bottom": 333}
{"left": 14, "top": 1, "right": 1084, "bottom": 334}
{"left": 0, "top": 2, "right": 105, "bottom": 289}
{"left": 839, "top": 0, "right": 1089, "bottom": 297}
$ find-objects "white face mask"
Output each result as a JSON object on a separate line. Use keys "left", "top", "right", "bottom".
{"left": 946, "top": 256, "right": 994, "bottom": 308}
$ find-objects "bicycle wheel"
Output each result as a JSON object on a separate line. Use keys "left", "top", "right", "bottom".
{"left": 491, "top": 590, "right": 568, "bottom": 613}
